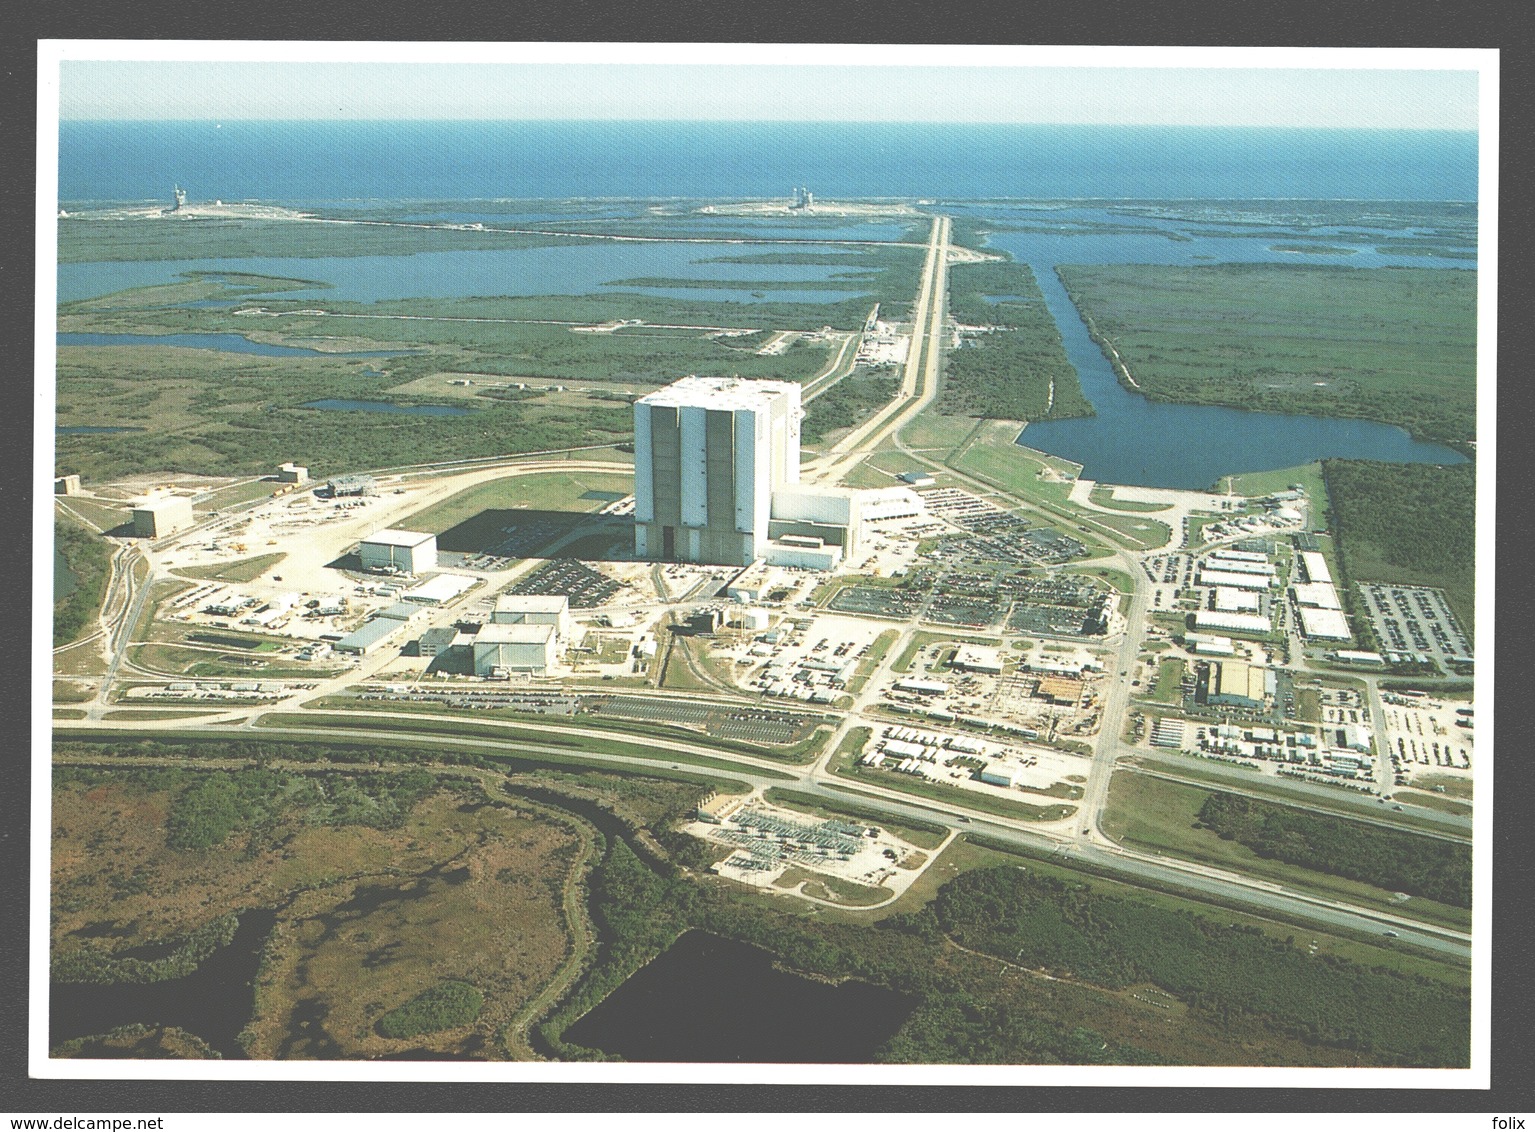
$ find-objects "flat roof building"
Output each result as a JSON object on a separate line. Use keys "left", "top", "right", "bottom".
{"left": 1198, "top": 568, "right": 1272, "bottom": 591}
{"left": 335, "top": 616, "right": 406, "bottom": 655}
{"left": 1208, "top": 660, "right": 1267, "bottom": 708}
{"left": 132, "top": 495, "right": 195, "bottom": 539}
{"left": 359, "top": 529, "right": 437, "bottom": 575}
{"left": 1291, "top": 582, "right": 1342, "bottom": 609}
{"left": 1214, "top": 587, "right": 1261, "bottom": 613}
{"left": 492, "top": 594, "right": 573, "bottom": 640}
{"left": 1193, "top": 610, "right": 1272, "bottom": 635}
{"left": 472, "top": 623, "right": 558, "bottom": 676}
{"left": 277, "top": 462, "right": 308, "bottom": 483}
{"left": 402, "top": 573, "right": 475, "bottom": 606}
{"left": 952, "top": 645, "right": 1004, "bottom": 674}
{"left": 1298, "top": 605, "right": 1351, "bottom": 641}
{"left": 54, "top": 474, "right": 81, "bottom": 496}
{"left": 1297, "top": 551, "right": 1333, "bottom": 586}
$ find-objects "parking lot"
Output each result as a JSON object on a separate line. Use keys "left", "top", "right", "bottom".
{"left": 510, "top": 558, "right": 625, "bottom": 608}
{"left": 1357, "top": 584, "right": 1473, "bottom": 668}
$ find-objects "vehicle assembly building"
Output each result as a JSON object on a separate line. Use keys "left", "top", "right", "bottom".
{"left": 632, "top": 375, "right": 925, "bottom": 569}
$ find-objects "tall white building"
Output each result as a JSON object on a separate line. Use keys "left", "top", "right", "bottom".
{"left": 633, "top": 376, "right": 803, "bottom": 566}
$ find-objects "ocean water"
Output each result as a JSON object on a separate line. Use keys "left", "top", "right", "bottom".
{"left": 57, "top": 121, "right": 1477, "bottom": 204}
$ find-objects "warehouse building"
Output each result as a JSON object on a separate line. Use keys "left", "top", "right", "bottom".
{"left": 54, "top": 474, "right": 81, "bottom": 496}
{"left": 1291, "top": 581, "right": 1342, "bottom": 609}
{"left": 1298, "top": 605, "right": 1351, "bottom": 641}
{"left": 277, "top": 462, "right": 309, "bottom": 484}
{"left": 358, "top": 529, "right": 437, "bottom": 575}
{"left": 1184, "top": 631, "right": 1237, "bottom": 657}
{"left": 1206, "top": 660, "right": 1269, "bottom": 709}
{"left": 472, "top": 623, "right": 558, "bottom": 676}
{"left": 335, "top": 615, "right": 408, "bottom": 655}
{"left": 492, "top": 594, "right": 573, "bottom": 640}
{"left": 132, "top": 495, "right": 195, "bottom": 539}
{"left": 1197, "top": 568, "right": 1272, "bottom": 591}
{"left": 1297, "top": 551, "right": 1333, "bottom": 585}
{"left": 1201, "top": 556, "right": 1274, "bottom": 577}
{"left": 402, "top": 573, "right": 476, "bottom": 606}
{"left": 1193, "top": 610, "right": 1272, "bottom": 635}
{"left": 1214, "top": 587, "right": 1262, "bottom": 613}
{"left": 952, "top": 645, "right": 1004, "bottom": 674}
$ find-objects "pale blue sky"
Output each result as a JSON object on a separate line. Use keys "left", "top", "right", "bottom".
{"left": 59, "top": 60, "right": 1479, "bottom": 129}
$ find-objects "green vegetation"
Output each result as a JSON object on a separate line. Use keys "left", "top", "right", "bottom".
{"left": 1323, "top": 459, "right": 1475, "bottom": 631}
{"left": 803, "top": 374, "right": 899, "bottom": 443}
{"left": 1104, "top": 772, "right": 1469, "bottom": 929}
{"left": 376, "top": 981, "right": 484, "bottom": 1038}
{"left": 939, "top": 260, "right": 1091, "bottom": 421}
{"left": 1151, "top": 658, "right": 1186, "bottom": 704}
{"left": 1196, "top": 792, "right": 1471, "bottom": 908}
{"left": 174, "top": 552, "right": 285, "bottom": 584}
{"left": 400, "top": 470, "right": 634, "bottom": 538}
{"left": 166, "top": 764, "right": 438, "bottom": 850}
{"left": 52, "top": 912, "right": 239, "bottom": 985}
{"left": 54, "top": 515, "right": 111, "bottom": 646}
{"left": 1056, "top": 263, "right": 1477, "bottom": 450}
{"left": 917, "top": 866, "right": 1467, "bottom": 1066}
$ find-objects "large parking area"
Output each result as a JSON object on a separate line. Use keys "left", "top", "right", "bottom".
{"left": 1357, "top": 584, "right": 1473, "bottom": 668}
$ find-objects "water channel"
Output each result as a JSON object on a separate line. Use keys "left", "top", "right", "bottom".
{"left": 1016, "top": 262, "right": 1469, "bottom": 489}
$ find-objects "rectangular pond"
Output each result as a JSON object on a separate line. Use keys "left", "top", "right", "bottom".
{"left": 562, "top": 930, "right": 916, "bottom": 1063}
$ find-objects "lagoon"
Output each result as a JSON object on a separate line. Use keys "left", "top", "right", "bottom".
{"left": 58, "top": 332, "right": 409, "bottom": 358}
{"left": 1017, "top": 261, "right": 1469, "bottom": 489}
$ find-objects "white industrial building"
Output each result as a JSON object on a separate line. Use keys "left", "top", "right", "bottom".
{"left": 1201, "top": 556, "right": 1274, "bottom": 577}
{"left": 1291, "top": 582, "right": 1343, "bottom": 609}
{"left": 132, "top": 495, "right": 195, "bottom": 539}
{"left": 492, "top": 594, "right": 573, "bottom": 640}
{"left": 277, "top": 462, "right": 308, "bottom": 483}
{"left": 358, "top": 528, "right": 437, "bottom": 574}
{"left": 1209, "top": 549, "right": 1268, "bottom": 565}
{"left": 952, "top": 645, "right": 1004, "bottom": 674}
{"left": 1185, "top": 631, "right": 1238, "bottom": 657}
{"left": 1214, "top": 587, "right": 1262, "bottom": 613}
{"left": 402, "top": 573, "right": 476, "bottom": 605}
{"left": 472, "top": 623, "right": 558, "bottom": 676}
{"left": 632, "top": 375, "right": 924, "bottom": 568}
{"left": 1297, "top": 551, "right": 1333, "bottom": 585}
{"left": 1297, "top": 605, "right": 1351, "bottom": 641}
{"left": 1193, "top": 610, "right": 1272, "bottom": 635}
{"left": 1197, "top": 568, "right": 1272, "bottom": 591}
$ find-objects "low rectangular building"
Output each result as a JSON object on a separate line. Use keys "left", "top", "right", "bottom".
{"left": 1214, "top": 587, "right": 1261, "bottom": 613}
{"left": 1197, "top": 568, "right": 1272, "bottom": 591}
{"left": 1036, "top": 676, "right": 1085, "bottom": 705}
{"left": 1208, "top": 660, "right": 1267, "bottom": 708}
{"left": 1291, "top": 582, "right": 1342, "bottom": 609}
{"left": 54, "top": 474, "right": 81, "bottom": 495}
{"left": 1297, "top": 551, "right": 1333, "bottom": 585}
{"left": 335, "top": 616, "right": 406, "bottom": 655}
{"left": 952, "top": 644, "right": 1004, "bottom": 674}
{"left": 402, "top": 572, "right": 476, "bottom": 606}
{"left": 132, "top": 495, "right": 195, "bottom": 539}
{"left": 1193, "top": 610, "right": 1272, "bottom": 635}
{"left": 359, "top": 528, "right": 437, "bottom": 574}
{"left": 1202, "top": 557, "right": 1274, "bottom": 577}
{"left": 277, "top": 462, "right": 309, "bottom": 483}
{"left": 1298, "top": 605, "right": 1351, "bottom": 641}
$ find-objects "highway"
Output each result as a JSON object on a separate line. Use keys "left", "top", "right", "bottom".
{"left": 55, "top": 207, "right": 1474, "bottom": 967}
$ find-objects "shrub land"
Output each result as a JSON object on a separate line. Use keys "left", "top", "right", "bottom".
{"left": 1056, "top": 263, "right": 1476, "bottom": 451}
{"left": 1196, "top": 792, "right": 1471, "bottom": 909}
{"left": 54, "top": 515, "right": 112, "bottom": 646}
{"left": 1322, "top": 459, "right": 1475, "bottom": 632}
{"left": 939, "top": 260, "right": 1092, "bottom": 422}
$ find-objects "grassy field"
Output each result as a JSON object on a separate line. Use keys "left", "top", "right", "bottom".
{"left": 402, "top": 470, "right": 634, "bottom": 537}
{"left": 1150, "top": 658, "right": 1186, "bottom": 703}
{"left": 174, "top": 553, "right": 286, "bottom": 584}
{"left": 1089, "top": 486, "right": 1172, "bottom": 512}
{"left": 1220, "top": 461, "right": 1330, "bottom": 511}
{"left": 1101, "top": 771, "right": 1470, "bottom": 931}
{"left": 1056, "top": 263, "right": 1477, "bottom": 451}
